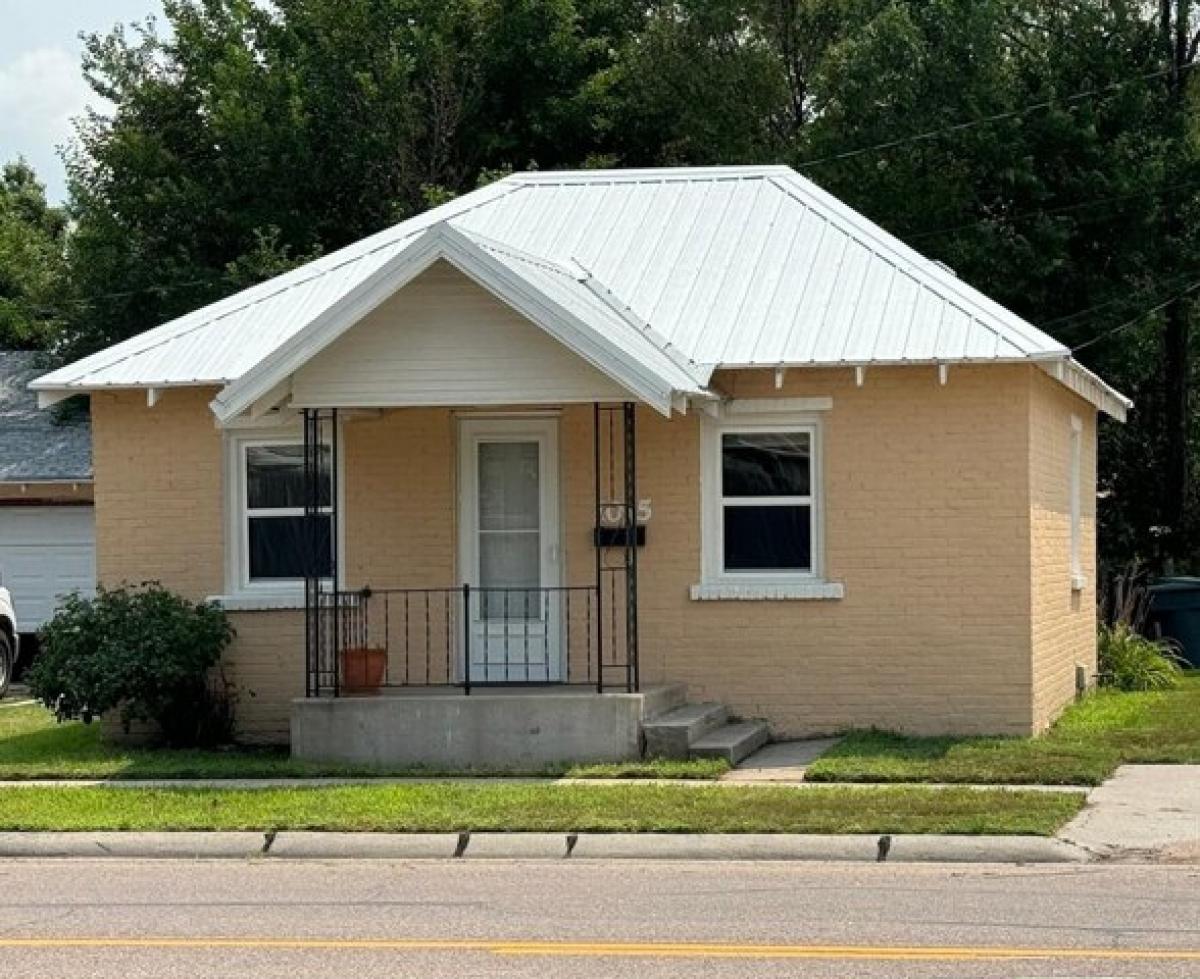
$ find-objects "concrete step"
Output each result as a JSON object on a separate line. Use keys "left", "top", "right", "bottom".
{"left": 640, "top": 682, "right": 689, "bottom": 721}
{"left": 643, "top": 703, "right": 729, "bottom": 759}
{"left": 690, "top": 720, "right": 771, "bottom": 765}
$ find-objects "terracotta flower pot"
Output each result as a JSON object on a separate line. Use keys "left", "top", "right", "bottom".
{"left": 339, "top": 647, "right": 388, "bottom": 695}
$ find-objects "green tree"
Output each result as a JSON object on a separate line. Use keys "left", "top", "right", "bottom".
{"left": 0, "top": 160, "right": 68, "bottom": 350}
{"left": 60, "top": 0, "right": 626, "bottom": 361}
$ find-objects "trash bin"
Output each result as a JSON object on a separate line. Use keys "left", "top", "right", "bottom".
{"left": 1147, "top": 577, "right": 1200, "bottom": 668}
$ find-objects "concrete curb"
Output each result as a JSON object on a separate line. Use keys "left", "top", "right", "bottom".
{"left": 0, "top": 831, "right": 1091, "bottom": 863}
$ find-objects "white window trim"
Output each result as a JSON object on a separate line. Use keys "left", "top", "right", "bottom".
{"left": 695, "top": 412, "right": 842, "bottom": 601}
{"left": 1069, "top": 415, "right": 1085, "bottom": 592}
{"left": 212, "top": 421, "right": 344, "bottom": 608}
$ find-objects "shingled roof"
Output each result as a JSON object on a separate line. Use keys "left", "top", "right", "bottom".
{"left": 0, "top": 351, "right": 92, "bottom": 482}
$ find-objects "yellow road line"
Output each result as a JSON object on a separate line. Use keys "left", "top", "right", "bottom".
{"left": 0, "top": 938, "right": 1196, "bottom": 961}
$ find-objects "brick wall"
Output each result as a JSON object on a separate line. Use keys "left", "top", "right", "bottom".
{"left": 92, "top": 388, "right": 297, "bottom": 743}
{"left": 636, "top": 365, "right": 1037, "bottom": 736}
{"left": 1028, "top": 369, "right": 1098, "bottom": 730}
{"left": 89, "top": 363, "right": 1099, "bottom": 743}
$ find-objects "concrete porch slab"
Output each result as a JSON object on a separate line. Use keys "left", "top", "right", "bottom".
{"left": 290, "top": 684, "right": 686, "bottom": 769}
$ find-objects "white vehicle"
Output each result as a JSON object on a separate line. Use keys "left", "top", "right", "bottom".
{"left": 0, "top": 586, "right": 17, "bottom": 699}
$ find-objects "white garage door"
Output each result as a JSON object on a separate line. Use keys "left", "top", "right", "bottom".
{"left": 0, "top": 507, "right": 96, "bottom": 630}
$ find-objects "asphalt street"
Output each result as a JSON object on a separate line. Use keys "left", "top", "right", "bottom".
{"left": 0, "top": 858, "right": 1196, "bottom": 978}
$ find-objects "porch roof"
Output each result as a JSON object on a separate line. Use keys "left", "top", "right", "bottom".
{"left": 30, "top": 165, "right": 1130, "bottom": 420}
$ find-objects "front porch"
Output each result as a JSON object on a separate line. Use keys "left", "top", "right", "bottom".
{"left": 299, "top": 402, "right": 643, "bottom": 702}
{"left": 291, "top": 683, "right": 687, "bottom": 768}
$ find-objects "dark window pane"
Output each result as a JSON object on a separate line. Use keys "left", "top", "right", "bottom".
{"left": 247, "top": 444, "right": 331, "bottom": 509}
{"left": 722, "top": 433, "right": 810, "bottom": 497}
{"left": 248, "top": 515, "right": 332, "bottom": 579}
{"left": 723, "top": 505, "right": 811, "bottom": 572}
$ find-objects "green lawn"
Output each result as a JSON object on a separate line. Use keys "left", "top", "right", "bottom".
{"left": 806, "top": 674, "right": 1200, "bottom": 786}
{"left": 0, "top": 701, "right": 726, "bottom": 780}
{"left": 0, "top": 782, "right": 1084, "bottom": 835}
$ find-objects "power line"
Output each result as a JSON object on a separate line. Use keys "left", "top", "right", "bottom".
{"left": 0, "top": 273, "right": 245, "bottom": 317}
{"left": 905, "top": 178, "right": 1200, "bottom": 244}
{"left": 1072, "top": 280, "right": 1200, "bottom": 353}
{"left": 797, "top": 62, "right": 1197, "bottom": 171}
{"left": 1038, "top": 277, "right": 1196, "bottom": 334}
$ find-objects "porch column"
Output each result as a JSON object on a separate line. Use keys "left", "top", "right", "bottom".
{"left": 623, "top": 401, "right": 640, "bottom": 693}
{"left": 303, "top": 407, "right": 339, "bottom": 698}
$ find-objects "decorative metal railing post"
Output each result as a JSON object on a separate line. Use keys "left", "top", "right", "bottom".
{"left": 302, "top": 408, "right": 318, "bottom": 698}
{"left": 593, "top": 402, "right": 604, "bottom": 693}
{"left": 623, "top": 402, "right": 640, "bottom": 692}
{"left": 329, "top": 408, "right": 339, "bottom": 699}
{"left": 461, "top": 582, "right": 472, "bottom": 696}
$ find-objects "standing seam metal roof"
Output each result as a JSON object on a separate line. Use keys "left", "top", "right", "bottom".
{"left": 30, "top": 165, "right": 1125, "bottom": 416}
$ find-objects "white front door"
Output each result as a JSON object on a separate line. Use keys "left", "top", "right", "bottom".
{"left": 458, "top": 418, "right": 562, "bottom": 683}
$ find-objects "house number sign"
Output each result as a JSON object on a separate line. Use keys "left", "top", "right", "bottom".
{"left": 599, "top": 499, "right": 652, "bottom": 526}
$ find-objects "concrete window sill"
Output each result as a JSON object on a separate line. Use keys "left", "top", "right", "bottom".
{"left": 689, "top": 582, "right": 845, "bottom": 601}
{"left": 208, "top": 593, "right": 306, "bottom": 612}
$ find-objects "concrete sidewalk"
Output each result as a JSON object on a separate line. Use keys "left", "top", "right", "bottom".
{"left": 1058, "top": 764, "right": 1200, "bottom": 861}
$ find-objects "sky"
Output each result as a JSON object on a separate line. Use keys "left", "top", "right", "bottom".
{"left": 0, "top": 0, "right": 165, "bottom": 203}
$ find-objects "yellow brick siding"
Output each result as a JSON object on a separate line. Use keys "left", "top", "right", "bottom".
{"left": 1028, "top": 369, "right": 1098, "bottom": 731}
{"left": 637, "top": 366, "right": 1036, "bottom": 736}
{"left": 88, "top": 363, "right": 1099, "bottom": 743}
{"left": 92, "top": 388, "right": 297, "bottom": 744}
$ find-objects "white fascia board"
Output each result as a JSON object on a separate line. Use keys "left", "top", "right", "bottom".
{"left": 211, "top": 233, "right": 447, "bottom": 423}
{"left": 1038, "top": 358, "right": 1131, "bottom": 423}
{"left": 35, "top": 389, "right": 75, "bottom": 409}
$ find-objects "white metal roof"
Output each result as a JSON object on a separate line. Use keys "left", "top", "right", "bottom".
{"left": 32, "top": 165, "right": 1129, "bottom": 419}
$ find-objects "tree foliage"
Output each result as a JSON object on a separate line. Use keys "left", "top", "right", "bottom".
{"left": 0, "top": 160, "right": 67, "bottom": 350}
{"left": 10, "top": 0, "right": 1200, "bottom": 570}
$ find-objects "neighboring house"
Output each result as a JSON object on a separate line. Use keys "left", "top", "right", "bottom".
{"left": 31, "top": 166, "right": 1129, "bottom": 766}
{"left": 0, "top": 351, "right": 95, "bottom": 637}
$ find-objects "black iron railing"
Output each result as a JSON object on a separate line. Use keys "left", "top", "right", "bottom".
{"left": 308, "top": 573, "right": 634, "bottom": 696}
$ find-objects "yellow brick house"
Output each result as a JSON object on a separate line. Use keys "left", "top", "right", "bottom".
{"left": 31, "top": 166, "right": 1129, "bottom": 767}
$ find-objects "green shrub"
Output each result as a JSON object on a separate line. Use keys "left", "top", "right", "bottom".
{"left": 1097, "top": 622, "right": 1183, "bottom": 692}
{"left": 28, "top": 583, "right": 235, "bottom": 746}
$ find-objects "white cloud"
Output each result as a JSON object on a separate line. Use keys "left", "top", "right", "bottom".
{"left": 0, "top": 46, "right": 104, "bottom": 201}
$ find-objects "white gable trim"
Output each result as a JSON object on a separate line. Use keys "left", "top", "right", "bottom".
{"left": 1038, "top": 358, "right": 1131, "bottom": 423}
{"left": 211, "top": 224, "right": 692, "bottom": 422}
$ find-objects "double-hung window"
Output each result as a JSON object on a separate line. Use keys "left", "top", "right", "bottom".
{"left": 697, "top": 414, "right": 838, "bottom": 599}
{"left": 231, "top": 437, "right": 333, "bottom": 597}
{"left": 718, "top": 427, "right": 816, "bottom": 575}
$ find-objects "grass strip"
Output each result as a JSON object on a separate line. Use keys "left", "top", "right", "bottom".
{"left": 0, "top": 705, "right": 725, "bottom": 780}
{"left": 806, "top": 674, "right": 1200, "bottom": 786}
{"left": 0, "top": 784, "right": 1084, "bottom": 835}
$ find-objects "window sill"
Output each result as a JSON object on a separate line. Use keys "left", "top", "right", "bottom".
{"left": 689, "top": 581, "right": 845, "bottom": 602}
{"left": 208, "top": 592, "right": 306, "bottom": 612}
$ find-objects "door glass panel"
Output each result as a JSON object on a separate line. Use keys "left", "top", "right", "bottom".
{"left": 477, "top": 440, "right": 541, "bottom": 620}
{"left": 478, "top": 442, "right": 539, "bottom": 531}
